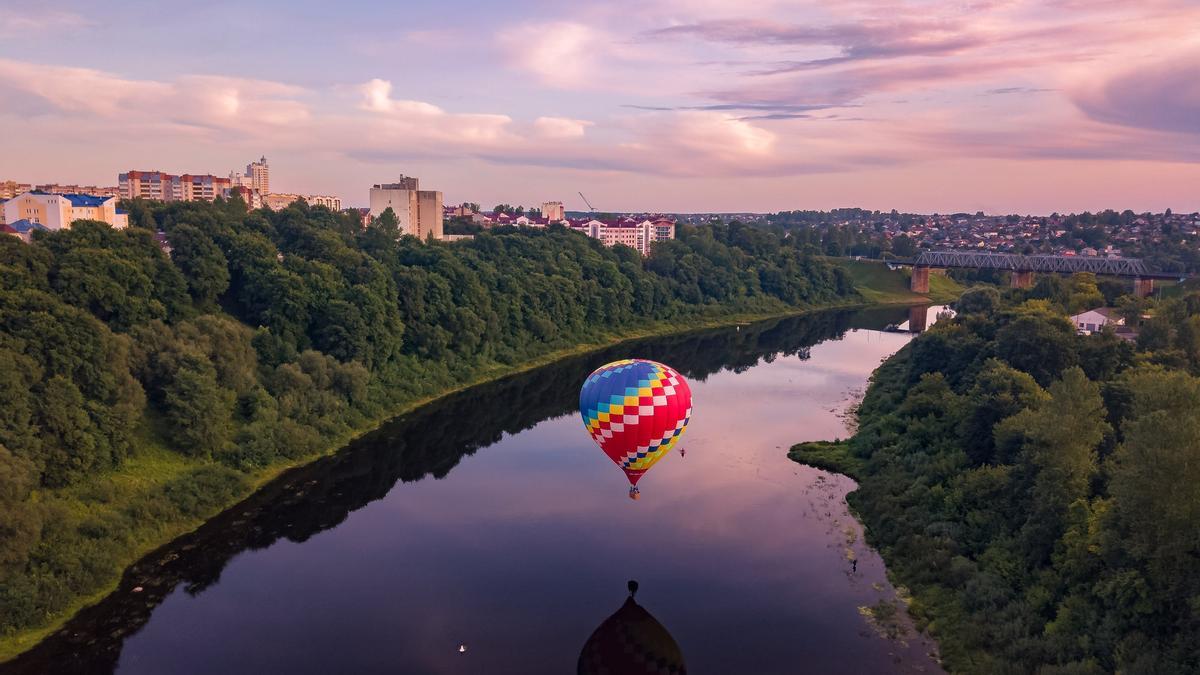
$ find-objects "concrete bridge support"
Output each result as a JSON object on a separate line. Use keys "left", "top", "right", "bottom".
{"left": 1133, "top": 277, "right": 1155, "bottom": 298}
{"left": 910, "top": 265, "right": 930, "bottom": 293}
{"left": 908, "top": 305, "right": 928, "bottom": 333}
{"left": 1010, "top": 270, "right": 1035, "bottom": 289}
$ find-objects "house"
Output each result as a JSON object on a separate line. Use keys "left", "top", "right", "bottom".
{"left": 1070, "top": 307, "right": 1123, "bottom": 334}
{"left": 5, "top": 219, "right": 49, "bottom": 243}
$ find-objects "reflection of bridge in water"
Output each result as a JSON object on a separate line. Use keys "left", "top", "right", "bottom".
{"left": 879, "top": 251, "right": 1185, "bottom": 297}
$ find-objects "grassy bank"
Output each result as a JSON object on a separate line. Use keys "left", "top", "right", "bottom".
{"left": 830, "top": 258, "right": 963, "bottom": 304}
{"left": 787, "top": 440, "right": 865, "bottom": 480}
{"left": 1, "top": 271, "right": 934, "bottom": 662}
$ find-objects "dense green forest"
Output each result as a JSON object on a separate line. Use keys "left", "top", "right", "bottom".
{"left": 797, "top": 279, "right": 1200, "bottom": 673}
{"left": 0, "top": 198, "right": 859, "bottom": 652}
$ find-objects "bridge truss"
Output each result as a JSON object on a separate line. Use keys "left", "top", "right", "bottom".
{"left": 914, "top": 251, "right": 1151, "bottom": 277}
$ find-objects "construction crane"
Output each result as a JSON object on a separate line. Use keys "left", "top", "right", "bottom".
{"left": 578, "top": 191, "right": 597, "bottom": 213}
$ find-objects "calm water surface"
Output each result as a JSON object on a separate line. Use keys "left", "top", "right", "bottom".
{"left": 8, "top": 307, "right": 946, "bottom": 675}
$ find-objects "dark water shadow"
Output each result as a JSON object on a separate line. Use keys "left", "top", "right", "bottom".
{"left": 578, "top": 581, "right": 686, "bottom": 675}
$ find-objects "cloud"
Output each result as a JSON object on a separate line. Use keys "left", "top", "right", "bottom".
{"left": 360, "top": 79, "right": 445, "bottom": 116}
{"left": 986, "top": 87, "right": 1056, "bottom": 95}
{"left": 736, "top": 113, "right": 814, "bottom": 121}
{"left": 700, "top": 53, "right": 1053, "bottom": 109}
{"left": 627, "top": 111, "right": 776, "bottom": 158}
{"left": 356, "top": 78, "right": 515, "bottom": 144}
{"left": 533, "top": 116, "right": 594, "bottom": 139}
{"left": 1072, "top": 50, "right": 1200, "bottom": 135}
{"left": 623, "top": 103, "right": 843, "bottom": 113}
{"left": 0, "top": 9, "right": 90, "bottom": 37}
{"left": 0, "top": 56, "right": 821, "bottom": 178}
{"left": 5, "top": 0, "right": 1200, "bottom": 202}
{"left": 497, "top": 22, "right": 600, "bottom": 88}
{"left": 0, "top": 59, "right": 308, "bottom": 136}
{"left": 650, "top": 18, "right": 974, "bottom": 72}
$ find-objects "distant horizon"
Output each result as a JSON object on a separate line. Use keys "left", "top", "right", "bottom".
{"left": 6, "top": 173, "right": 1198, "bottom": 219}
{"left": 2, "top": 1, "right": 1198, "bottom": 213}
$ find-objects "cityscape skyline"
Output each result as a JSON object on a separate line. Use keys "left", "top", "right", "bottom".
{"left": 1, "top": 1, "right": 1198, "bottom": 214}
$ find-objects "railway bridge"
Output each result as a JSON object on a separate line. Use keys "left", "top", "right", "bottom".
{"left": 891, "top": 251, "right": 1176, "bottom": 297}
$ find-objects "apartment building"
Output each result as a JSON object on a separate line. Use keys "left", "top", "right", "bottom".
{"left": 265, "top": 193, "right": 343, "bottom": 211}
{"left": 368, "top": 175, "right": 443, "bottom": 239}
{"left": 3, "top": 191, "right": 128, "bottom": 232}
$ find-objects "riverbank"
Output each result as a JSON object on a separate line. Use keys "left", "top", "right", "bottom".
{"left": 787, "top": 286, "right": 1200, "bottom": 672}
{"left": 788, "top": 440, "right": 863, "bottom": 480}
{"left": 0, "top": 267, "right": 959, "bottom": 663}
{"left": 5, "top": 305, "right": 948, "bottom": 674}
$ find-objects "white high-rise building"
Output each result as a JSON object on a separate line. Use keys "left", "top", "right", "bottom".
{"left": 230, "top": 156, "right": 270, "bottom": 196}
{"left": 247, "top": 156, "right": 269, "bottom": 195}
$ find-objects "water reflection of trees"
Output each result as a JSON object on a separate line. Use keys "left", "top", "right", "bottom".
{"left": 6, "top": 306, "right": 907, "bottom": 675}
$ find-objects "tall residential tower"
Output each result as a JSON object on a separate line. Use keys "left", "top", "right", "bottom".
{"left": 368, "top": 175, "right": 443, "bottom": 240}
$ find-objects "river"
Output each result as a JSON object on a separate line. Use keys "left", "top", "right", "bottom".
{"left": 6, "top": 306, "right": 947, "bottom": 675}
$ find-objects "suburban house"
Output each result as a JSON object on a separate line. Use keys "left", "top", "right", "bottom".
{"left": 1070, "top": 307, "right": 1123, "bottom": 334}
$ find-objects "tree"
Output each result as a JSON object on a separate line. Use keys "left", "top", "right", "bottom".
{"left": 371, "top": 207, "right": 401, "bottom": 239}
{"left": 996, "top": 367, "right": 1108, "bottom": 565}
{"left": 961, "top": 359, "right": 1046, "bottom": 465}
{"left": 956, "top": 286, "right": 1001, "bottom": 315}
{"left": 168, "top": 224, "right": 230, "bottom": 307}
{"left": 1067, "top": 273, "right": 1105, "bottom": 314}
{"left": 995, "top": 312, "right": 1078, "bottom": 385}
{"left": 50, "top": 247, "right": 167, "bottom": 331}
{"left": 1106, "top": 370, "right": 1200, "bottom": 662}
{"left": 891, "top": 233, "right": 918, "bottom": 258}
{"left": 0, "top": 445, "right": 40, "bottom": 574}
{"left": 163, "top": 353, "right": 234, "bottom": 458}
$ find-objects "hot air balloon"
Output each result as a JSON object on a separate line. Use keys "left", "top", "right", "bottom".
{"left": 578, "top": 581, "right": 687, "bottom": 675}
{"left": 579, "top": 359, "right": 692, "bottom": 498}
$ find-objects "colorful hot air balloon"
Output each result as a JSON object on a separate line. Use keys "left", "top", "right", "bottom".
{"left": 579, "top": 359, "right": 692, "bottom": 498}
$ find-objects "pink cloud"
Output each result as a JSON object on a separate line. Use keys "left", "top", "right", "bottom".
{"left": 0, "top": 59, "right": 308, "bottom": 136}
{"left": 533, "top": 116, "right": 594, "bottom": 139}
{"left": 0, "top": 9, "right": 90, "bottom": 38}
{"left": 1072, "top": 49, "right": 1200, "bottom": 136}
{"left": 3, "top": 0, "right": 1200, "bottom": 211}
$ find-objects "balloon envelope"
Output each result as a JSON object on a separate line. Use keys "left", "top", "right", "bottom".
{"left": 579, "top": 359, "right": 692, "bottom": 486}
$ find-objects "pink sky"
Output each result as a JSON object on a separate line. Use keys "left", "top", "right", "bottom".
{"left": 0, "top": 0, "right": 1198, "bottom": 213}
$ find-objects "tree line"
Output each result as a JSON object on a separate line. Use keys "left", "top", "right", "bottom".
{"left": 0, "top": 199, "right": 854, "bottom": 640}
{"left": 838, "top": 280, "right": 1200, "bottom": 673}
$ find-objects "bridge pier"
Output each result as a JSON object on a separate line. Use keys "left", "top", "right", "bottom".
{"left": 908, "top": 305, "right": 927, "bottom": 333}
{"left": 1010, "top": 270, "right": 1035, "bottom": 289}
{"left": 1134, "top": 277, "right": 1155, "bottom": 298}
{"left": 910, "top": 265, "right": 930, "bottom": 293}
